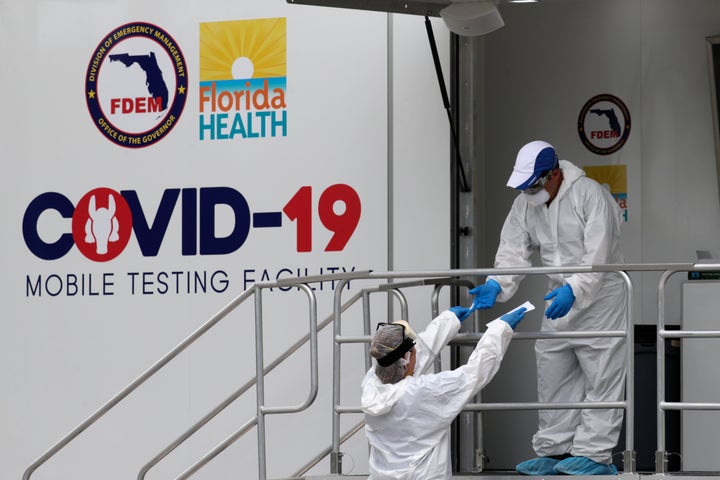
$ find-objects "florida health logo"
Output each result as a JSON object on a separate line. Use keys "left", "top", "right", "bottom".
{"left": 86, "top": 22, "right": 188, "bottom": 148}
{"left": 199, "top": 18, "right": 287, "bottom": 141}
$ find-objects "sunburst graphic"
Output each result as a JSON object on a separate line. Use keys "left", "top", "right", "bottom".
{"left": 200, "top": 18, "right": 286, "bottom": 82}
{"left": 583, "top": 165, "right": 627, "bottom": 194}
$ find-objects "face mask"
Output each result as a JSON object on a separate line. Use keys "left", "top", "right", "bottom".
{"left": 524, "top": 188, "right": 550, "bottom": 206}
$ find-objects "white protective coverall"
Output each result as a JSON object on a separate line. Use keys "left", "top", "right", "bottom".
{"left": 361, "top": 311, "right": 515, "bottom": 480}
{"left": 487, "top": 159, "right": 627, "bottom": 464}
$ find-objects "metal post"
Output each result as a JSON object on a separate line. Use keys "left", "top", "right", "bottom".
{"left": 619, "top": 271, "right": 636, "bottom": 473}
{"left": 331, "top": 278, "right": 351, "bottom": 474}
{"left": 254, "top": 287, "right": 268, "bottom": 480}
{"left": 362, "top": 290, "right": 372, "bottom": 371}
{"left": 655, "top": 269, "right": 675, "bottom": 474}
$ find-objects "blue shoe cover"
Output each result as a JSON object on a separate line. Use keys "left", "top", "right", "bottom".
{"left": 553, "top": 456, "right": 618, "bottom": 475}
{"left": 516, "top": 457, "right": 561, "bottom": 475}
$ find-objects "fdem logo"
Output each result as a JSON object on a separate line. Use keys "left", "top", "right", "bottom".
{"left": 85, "top": 22, "right": 188, "bottom": 148}
{"left": 199, "top": 18, "right": 287, "bottom": 141}
{"left": 577, "top": 93, "right": 631, "bottom": 155}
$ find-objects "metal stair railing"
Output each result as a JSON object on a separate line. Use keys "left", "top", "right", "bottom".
{"left": 179, "top": 282, "right": 321, "bottom": 480}
{"left": 153, "top": 278, "right": 412, "bottom": 480}
{"left": 23, "top": 271, "right": 370, "bottom": 480}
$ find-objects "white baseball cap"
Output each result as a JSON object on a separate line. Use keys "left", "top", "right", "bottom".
{"left": 506, "top": 140, "right": 559, "bottom": 190}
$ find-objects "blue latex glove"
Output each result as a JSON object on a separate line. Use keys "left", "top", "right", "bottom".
{"left": 500, "top": 307, "right": 526, "bottom": 330}
{"left": 544, "top": 284, "right": 576, "bottom": 319}
{"left": 469, "top": 279, "right": 501, "bottom": 310}
{"left": 449, "top": 306, "right": 472, "bottom": 323}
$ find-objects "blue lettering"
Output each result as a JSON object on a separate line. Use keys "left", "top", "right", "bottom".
{"left": 23, "top": 187, "right": 255, "bottom": 260}
{"left": 126, "top": 270, "right": 229, "bottom": 295}
{"left": 181, "top": 188, "right": 197, "bottom": 255}
{"left": 230, "top": 113, "right": 247, "bottom": 138}
{"left": 26, "top": 275, "right": 41, "bottom": 296}
{"left": 216, "top": 113, "right": 229, "bottom": 140}
{"left": 200, "top": 111, "right": 287, "bottom": 140}
{"left": 199, "top": 114, "right": 215, "bottom": 140}
{"left": 199, "top": 187, "right": 251, "bottom": 255}
{"left": 121, "top": 189, "right": 180, "bottom": 257}
{"left": 270, "top": 110, "right": 287, "bottom": 137}
{"left": 25, "top": 272, "right": 115, "bottom": 296}
{"left": 22, "top": 192, "right": 75, "bottom": 260}
{"left": 243, "top": 269, "right": 256, "bottom": 290}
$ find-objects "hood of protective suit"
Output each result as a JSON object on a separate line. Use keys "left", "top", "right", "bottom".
{"left": 555, "top": 160, "right": 585, "bottom": 199}
{"left": 360, "top": 370, "right": 410, "bottom": 416}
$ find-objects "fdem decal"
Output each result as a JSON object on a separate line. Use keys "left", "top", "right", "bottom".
{"left": 85, "top": 22, "right": 188, "bottom": 148}
{"left": 199, "top": 18, "right": 287, "bottom": 141}
{"left": 577, "top": 93, "right": 631, "bottom": 155}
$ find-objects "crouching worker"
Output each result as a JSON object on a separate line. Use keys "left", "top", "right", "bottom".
{"left": 361, "top": 305, "right": 527, "bottom": 479}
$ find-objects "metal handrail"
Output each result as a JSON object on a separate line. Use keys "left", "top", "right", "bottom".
{"left": 329, "top": 266, "right": 639, "bottom": 475}
{"left": 25, "top": 262, "right": 720, "bottom": 479}
{"left": 655, "top": 264, "right": 720, "bottom": 473}
{"left": 336, "top": 401, "right": 627, "bottom": 414}
{"left": 23, "top": 271, "right": 369, "bottom": 480}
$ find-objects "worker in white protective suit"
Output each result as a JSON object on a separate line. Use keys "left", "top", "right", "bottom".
{"left": 361, "top": 305, "right": 526, "bottom": 480}
{"left": 470, "top": 140, "right": 627, "bottom": 476}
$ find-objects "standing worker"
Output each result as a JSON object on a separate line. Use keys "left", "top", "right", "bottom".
{"left": 470, "top": 140, "right": 626, "bottom": 475}
{"left": 361, "top": 305, "right": 527, "bottom": 479}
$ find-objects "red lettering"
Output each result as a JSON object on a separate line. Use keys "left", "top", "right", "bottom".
{"left": 148, "top": 96, "right": 163, "bottom": 112}
{"left": 109, "top": 97, "right": 164, "bottom": 114}
{"left": 122, "top": 98, "right": 134, "bottom": 113}
{"left": 590, "top": 130, "right": 620, "bottom": 139}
